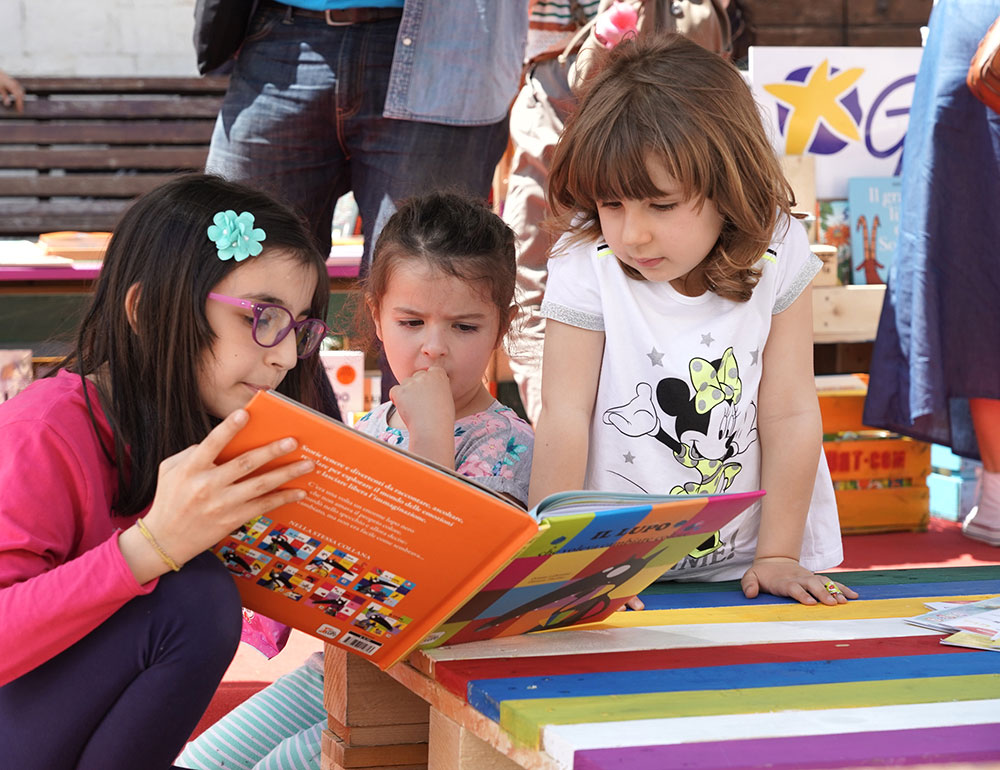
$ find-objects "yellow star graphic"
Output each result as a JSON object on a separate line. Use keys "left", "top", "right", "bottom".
{"left": 764, "top": 60, "right": 864, "bottom": 155}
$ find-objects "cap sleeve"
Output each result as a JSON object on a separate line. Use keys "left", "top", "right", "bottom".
{"left": 539, "top": 235, "right": 605, "bottom": 331}
{"left": 771, "top": 216, "right": 822, "bottom": 314}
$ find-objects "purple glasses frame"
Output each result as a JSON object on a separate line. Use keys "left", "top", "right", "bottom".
{"left": 207, "top": 292, "right": 329, "bottom": 359}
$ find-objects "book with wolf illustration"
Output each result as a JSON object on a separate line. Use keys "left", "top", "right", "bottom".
{"left": 213, "top": 390, "right": 763, "bottom": 670}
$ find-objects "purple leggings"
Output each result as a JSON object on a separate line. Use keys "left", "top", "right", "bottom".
{"left": 0, "top": 552, "right": 242, "bottom": 770}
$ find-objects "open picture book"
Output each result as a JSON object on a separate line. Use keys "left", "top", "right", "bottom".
{"left": 213, "top": 390, "right": 764, "bottom": 670}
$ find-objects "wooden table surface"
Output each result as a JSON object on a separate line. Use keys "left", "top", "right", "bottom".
{"left": 379, "top": 566, "right": 1000, "bottom": 770}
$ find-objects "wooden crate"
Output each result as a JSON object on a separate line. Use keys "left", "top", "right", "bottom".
{"left": 816, "top": 373, "right": 871, "bottom": 433}
{"left": 812, "top": 285, "right": 886, "bottom": 344}
{"left": 824, "top": 434, "right": 930, "bottom": 533}
{"left": 833, "top": 486, "right": 929, "bottom": 534}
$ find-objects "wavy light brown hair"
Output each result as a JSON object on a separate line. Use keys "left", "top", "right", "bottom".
{"left": 547, "top": 33, "right": 795, "bottom": 301}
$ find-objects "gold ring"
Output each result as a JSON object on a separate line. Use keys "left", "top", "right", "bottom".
{"left": 824, "top": 580, "right": 843, "bottom": 596}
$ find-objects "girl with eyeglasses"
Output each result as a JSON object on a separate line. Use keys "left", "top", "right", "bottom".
{"left": 0, "top": 173, "right": 340, "bottom": 769}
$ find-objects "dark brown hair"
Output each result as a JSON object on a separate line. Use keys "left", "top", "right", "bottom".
{"left": 360, "top": 191, "right": 516, "bottom": 347}
{"left": 547, "top": 33, "right": 794, "bottom": 301}
{"left": 60, "top": 173, "right": 335, "bottom": 516}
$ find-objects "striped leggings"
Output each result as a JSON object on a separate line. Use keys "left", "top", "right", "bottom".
{"left": 177, "top": 653, "right": 326, "bottom": 770}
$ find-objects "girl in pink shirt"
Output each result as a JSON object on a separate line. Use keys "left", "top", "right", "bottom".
{"left": 0, "top": 174, "right": 339, "bottom": 769}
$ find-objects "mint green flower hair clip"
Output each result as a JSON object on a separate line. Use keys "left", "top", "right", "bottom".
{"left": 207, "top": 210, "right": 267, "bottom": 262}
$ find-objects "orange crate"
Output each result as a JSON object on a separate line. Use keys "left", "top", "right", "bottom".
{"left": 825, "top": 435, "right": 930, "bottom": 482}
{"left": 816, "top": 374, "right": 873, "bottom": 434}
{"left": 824, "top": 433, "right": 930, "bottom": 534}
{"left": 834, "top": 486, "right": 929, "bottom": 534}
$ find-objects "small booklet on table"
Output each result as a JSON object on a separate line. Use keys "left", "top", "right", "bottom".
{"left": 213, "top": 390, "right": 764, "bottom": 670}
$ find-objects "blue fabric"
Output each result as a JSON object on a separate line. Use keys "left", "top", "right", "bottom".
{"left": 280, "top": 1, "right": 403, "bottom": 10}
{"left": 863, "top": 0, "right": 1000, "bottom": 460}
{"left": 0, "top": 553, "right": 241, "bottom": 770}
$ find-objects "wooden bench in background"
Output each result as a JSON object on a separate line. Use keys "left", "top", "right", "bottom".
{"left": 0, "top": 76, "right": 230, "bottom": 356}
{"left": 0, "top": 76, "right": 228, "bottom": 237}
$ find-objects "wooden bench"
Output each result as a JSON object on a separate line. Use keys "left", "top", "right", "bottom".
{"left": 322, "top": 565, "right": 1000, "bottom": 770}
{"left": 0, "top": 76, "right": 228, "bottom": 237}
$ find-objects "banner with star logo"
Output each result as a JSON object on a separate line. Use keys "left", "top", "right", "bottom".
{"left": 749, "top": 47, "right": 923, "bottom": 199}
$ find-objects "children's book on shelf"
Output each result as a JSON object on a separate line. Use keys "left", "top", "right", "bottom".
{"left": 816, "top": 199, "right": 852, "bottom": 285}
{"left": 847, "top": 176, "right": 902, "bottom": 285}
{"left": 213, "top": 390, "right": 764, "bottom": 670}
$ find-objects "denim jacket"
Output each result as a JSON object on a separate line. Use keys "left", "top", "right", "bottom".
{"left": 386, "top": 0, "right": 530, "bottom": 125}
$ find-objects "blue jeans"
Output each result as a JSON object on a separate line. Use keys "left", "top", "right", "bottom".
{"left": 208, "top": 6, "right": 510, "bottom": 397}
{"left": 208, "top": 5, "right": 509, "bottom": 269}
{"left": 0, "top": 553, "right": 242, "bottom": 770}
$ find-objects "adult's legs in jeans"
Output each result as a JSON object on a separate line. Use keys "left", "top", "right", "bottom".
{"left": 338, "top": 20, "right": 510, "bottom": 400}
{"left": 964, "top": 398, "right": 1000, "bottom": 545}
{"left": 206, "top": 7, "right": 354, "bottom": 255}
{"left": 0, "top": 552, "right": 242, "bottom": 770}
{"left": 502, "top": 59, "right": 577, "bottom": 425}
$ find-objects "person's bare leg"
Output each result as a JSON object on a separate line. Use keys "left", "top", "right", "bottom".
{"left": 962, "top": 398, "right": 1000, "bottom": 545}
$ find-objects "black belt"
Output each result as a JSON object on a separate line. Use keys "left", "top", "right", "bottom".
{"left": 263, "top": 0, "right": 403, "bottom": 25}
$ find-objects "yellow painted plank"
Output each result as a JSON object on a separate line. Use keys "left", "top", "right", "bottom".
{"left": 574, "top": 595, "right": 995, "bottom": 629}
{"left": 500, "top": 674, "right": 1000, "bottom": 748}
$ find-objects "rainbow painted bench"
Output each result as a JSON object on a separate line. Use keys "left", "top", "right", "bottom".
{"left": 323, "top": 566, "right": 1000, "bottom": 770}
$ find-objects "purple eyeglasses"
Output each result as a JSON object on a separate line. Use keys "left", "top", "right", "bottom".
{"left": 208, "top": 292, "right": 329, "bottom": 358}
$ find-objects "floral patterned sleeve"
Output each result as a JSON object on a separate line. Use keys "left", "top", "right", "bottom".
{"left": 355, "top": 400, "right": 535, "bottom": 509}
{"left": 453, "top": 403, "right": 534, "bottom": 508}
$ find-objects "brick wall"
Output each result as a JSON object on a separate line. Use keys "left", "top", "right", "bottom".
{"left": 742, "top": 0, "right": 933, "bottom": 48}
{"left": 2, "top": 0, "right": 199, "bottom": 76}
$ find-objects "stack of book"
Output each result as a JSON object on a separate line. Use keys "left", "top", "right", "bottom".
{"left": 906, "top": 596, "right": 1000, "bottom": 652}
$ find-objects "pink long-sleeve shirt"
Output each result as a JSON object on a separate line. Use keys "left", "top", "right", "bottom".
{"left": 0, "top": 370, "right": 157, "bottom": 686}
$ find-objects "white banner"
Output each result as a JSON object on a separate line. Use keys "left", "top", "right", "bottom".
{"left": 749, "top": 47, "right": 923, "bottom": 199}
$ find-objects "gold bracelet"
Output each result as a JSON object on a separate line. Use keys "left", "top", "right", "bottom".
{"left": 135, "top": 518, "right": 180, "bottom": 572}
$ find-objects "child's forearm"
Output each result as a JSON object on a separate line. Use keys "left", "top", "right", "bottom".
{"left": 528, "top": 407, "right": 590, "bottom": 508}
{"left": 407, "top": 425, "right": 456, "bottom": 471}
{"left": 756, "top": 407, "right": 822, "bottom": 561}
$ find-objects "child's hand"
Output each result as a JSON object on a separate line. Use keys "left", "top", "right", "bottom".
{"left": 619, "top": 595, "right": 645, "bottom": 611}
{"left": 741, "top": 556, "right": 859, "bottom": 606}
{"left": 389, "top": 367, "right": 456, "bottom": 468}
{"left": 390, "top": 367, "right": 455, "bottom": 438}
{"left": 123, "top": 409, "right": 313, "bottom": 579}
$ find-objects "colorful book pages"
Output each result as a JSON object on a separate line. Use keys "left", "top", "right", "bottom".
{"left": 424, "top": 490, "right": 763, "bottom": 648}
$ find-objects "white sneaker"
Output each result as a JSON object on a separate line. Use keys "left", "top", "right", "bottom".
{"left": 962, "top": 506, "right": 1000, "bottom": 547}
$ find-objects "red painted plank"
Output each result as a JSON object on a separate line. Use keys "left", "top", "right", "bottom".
{"left": 432, "top": 636, "right": 968, "bottom": 700}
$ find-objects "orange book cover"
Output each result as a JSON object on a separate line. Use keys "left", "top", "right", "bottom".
{"left": 214, "top": 391, "right": 763, "bottom": 670}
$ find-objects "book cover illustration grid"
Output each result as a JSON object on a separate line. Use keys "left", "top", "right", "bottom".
{"left": 847, "top": 176, "right": 902, "bottom": 285}
{"left": 212, "top": 390, "right": 761, "bottom": 668}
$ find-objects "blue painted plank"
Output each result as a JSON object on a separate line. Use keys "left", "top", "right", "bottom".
{"left": 467, "top": 654, "right": 1000, "bottom": 722}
